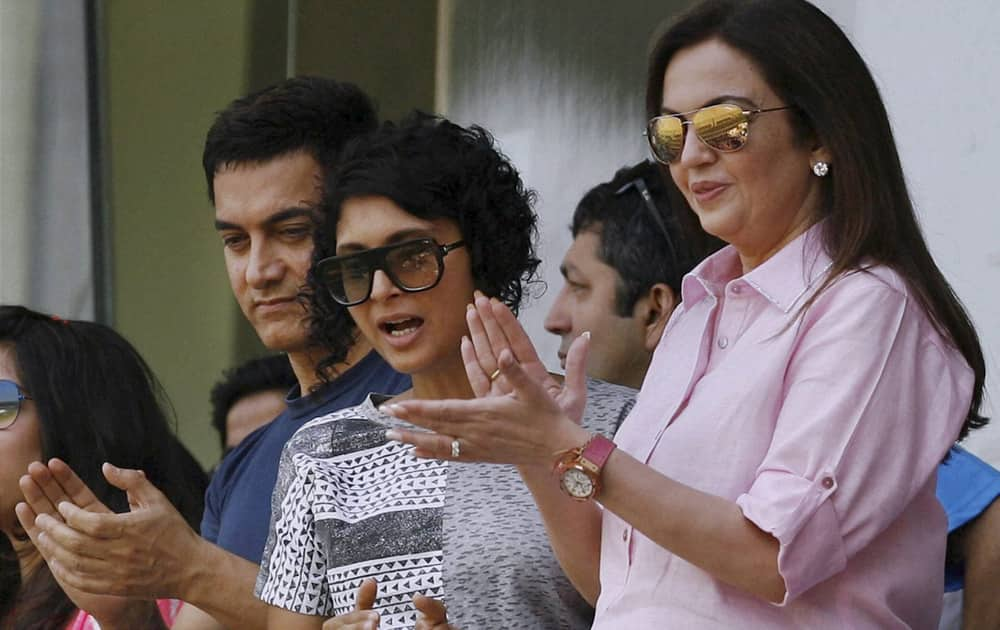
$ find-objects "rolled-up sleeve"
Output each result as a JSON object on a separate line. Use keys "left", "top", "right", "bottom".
{"left": 736, "top": 282, "right": 973, "bottom": 602}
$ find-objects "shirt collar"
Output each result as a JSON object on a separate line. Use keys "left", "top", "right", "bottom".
{"left": 684, "top": 222, "right": 832, "bottom": 314}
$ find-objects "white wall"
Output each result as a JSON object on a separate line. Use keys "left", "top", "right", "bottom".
{"left": 814, "top": 0, "right": 1000, "bottom": 465}
{"left": 440, "top": 0, "right": 680, "bottom": 377}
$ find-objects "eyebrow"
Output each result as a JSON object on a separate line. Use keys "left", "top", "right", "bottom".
{"left": 336, "top": 227, "right": 436, "bottom": 253}
{"left": 214, "top": 206, "right": 314, "bottom": 232}
{"left": 660, "top": 94, "right": 757, "bottom": 115}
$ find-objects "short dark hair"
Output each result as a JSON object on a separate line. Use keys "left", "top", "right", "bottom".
{"left": 0, "top": 305, "right": 208, "bottom": 626}
{"left": 209, "top": 354, "right": 296, "bottom": 451}
{"left": 572, "top": 160, "right": 706, "bottom": 315}
{"left": 202, "top": 76, "right": 378, "bottom": 203}
{"left": 306, "top": 111, "right": 541, "bottom": 372}
{"left": 646, "top": 0, "right": 987, "bottom": 438}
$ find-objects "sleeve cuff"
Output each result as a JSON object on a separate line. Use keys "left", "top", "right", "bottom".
{"left": 737, "top": 469, "right": 846, "bottom": 604}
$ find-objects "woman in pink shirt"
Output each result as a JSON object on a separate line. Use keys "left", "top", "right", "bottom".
{"left": 384, "top": 0, "right": 988, "bottom": 627}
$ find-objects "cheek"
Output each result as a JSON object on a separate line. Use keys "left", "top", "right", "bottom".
{"left": 289, "top": 246, "right": 315, "bottom": 278}
{"left": 226, "top": 257, "right": 247, "bottom": 291}
{"left": 0, "top": 427, "right": 42, "bottom": 515}
{"left": 348, "top": 305, "right": 375, "bottom": 336}
{"left": 668, "top": 163, "right": 689, "bottom": 192}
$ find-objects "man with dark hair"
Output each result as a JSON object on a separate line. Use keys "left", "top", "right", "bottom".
{"left": 545, "top": 159, "right": 711, "bottom": 389}
{"left": 20, "top": 77, "right": 409, "bottom": 630}
{"left": 210, "top": 354, "right": 296, "bottom": 454}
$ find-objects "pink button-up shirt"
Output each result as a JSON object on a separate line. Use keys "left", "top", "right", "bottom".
{"left": 594, "top": 225, "right": 973, "bottom": 629}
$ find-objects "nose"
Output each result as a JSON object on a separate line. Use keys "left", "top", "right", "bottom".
{"left": 677, "top": 122, "right": 715, "bottom": 167}
{"left": 368, "top": 268, "right": 400, "bottom": 302}
{"left": 544, "top": 287, "right": 572, "bottom": 335}
{"left": 246, "top": 240, "right": 283, "bottom": 289}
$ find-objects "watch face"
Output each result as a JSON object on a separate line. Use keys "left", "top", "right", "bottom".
{"left": 562, "top": 467, "right": 595, "bottom": 498}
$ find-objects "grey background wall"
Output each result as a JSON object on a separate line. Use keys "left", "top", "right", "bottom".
{"left": 439, "top": 0, "right": 690, "bottom": 386}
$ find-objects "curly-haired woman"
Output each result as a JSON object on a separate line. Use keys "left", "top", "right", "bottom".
{"left": 255, "top": 113, "right": 636, "bottom": 629}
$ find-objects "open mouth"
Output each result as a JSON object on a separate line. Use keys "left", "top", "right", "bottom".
{"left": 381, "top": 317, "right": 424, "bottom": 337}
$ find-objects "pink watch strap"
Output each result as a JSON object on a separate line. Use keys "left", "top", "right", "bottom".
{"left": 581, "top": 434, "right": 617, "bottom": 469}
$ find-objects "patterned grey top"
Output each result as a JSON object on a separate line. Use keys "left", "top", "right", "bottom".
{"left": 257, "top": 378, "right": 636, "bottom": 629}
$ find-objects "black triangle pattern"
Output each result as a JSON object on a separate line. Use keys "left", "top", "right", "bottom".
{"left": 257, "top": 401, "right": 448, "bottom": 628}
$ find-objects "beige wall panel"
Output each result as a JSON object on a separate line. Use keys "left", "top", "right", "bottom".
{"left": 107, "top": 0, "right": 256, "bottom": 467}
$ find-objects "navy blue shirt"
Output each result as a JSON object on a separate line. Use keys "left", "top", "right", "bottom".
{"left": 200, "top": 351, "right": 410, "bottom": 563}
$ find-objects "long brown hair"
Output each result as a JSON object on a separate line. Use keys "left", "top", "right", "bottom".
{"left": 646, "top": 0, "right": 987, "bottom": 438}
{"left": 0, "top": 306, "right": 208, "bottom": 628}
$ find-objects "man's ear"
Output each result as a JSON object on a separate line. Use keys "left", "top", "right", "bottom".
{"left": 638, "top": 283, "right": 677, "bottom": 352}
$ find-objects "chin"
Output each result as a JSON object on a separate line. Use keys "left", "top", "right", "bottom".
{"left": 259, "top": 330, "right": 308, "bottom": 354}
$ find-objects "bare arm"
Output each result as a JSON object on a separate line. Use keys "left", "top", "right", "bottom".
{"left": 514, "top": 464, "right": 604, "bottom": 604}
{"left": 171, "top": 538, "right": 268, "bottom": 629}
{"left": 960, "top": 497, "right": 1000, "bottom": 630}
{"left": 270, "top": 607, "right": 326, "bottom": 629}
{"left": 386, "top": 354, "right": 784, "bottom": 603}
{"left": 19, "top": 459, "right": 269, "bottom": 630}
{"left": 385, "top": 297, "right": 783, "bottom": 603}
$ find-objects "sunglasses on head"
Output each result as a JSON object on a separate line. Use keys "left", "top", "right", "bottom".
{"left": 614, "top": 177, "right": 682, "bottom": 287}
{"left": 645, "top": 103, "right": 793, "bottom": 164}
{"left": 315, "top": 238, "right": 466, "bottom": 306}
{"left": 0, "top": 379, "right": 32, "bottom": 430}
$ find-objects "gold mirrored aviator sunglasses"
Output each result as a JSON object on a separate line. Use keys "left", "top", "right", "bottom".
{"left": 645, "top": 103, "right": 793, "bottom": 164}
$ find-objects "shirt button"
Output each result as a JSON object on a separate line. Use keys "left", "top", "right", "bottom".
{"left": 622, "top": 528, "right": 629, "bottom": 543}
{"left": 731, "top": 284, "right": 742, "bottom": 294}
{"left": 717, "top": 336, "right": 729, "bottom": 349}
{"left": 822, "top": 476, "right": 835, "bottom": 489}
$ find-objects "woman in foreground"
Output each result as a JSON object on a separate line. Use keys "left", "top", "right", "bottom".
{"left": 383, "top": 1, "right": 987, "bottom": 627}
{"left": 256, "top": 113, "right": 635, "bottom": 629}
{"left": 1, "top": 305, "right": 207, "bottom": 629}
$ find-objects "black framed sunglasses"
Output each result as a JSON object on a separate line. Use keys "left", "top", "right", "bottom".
{"left": 315, "top": 238, "right": 466, "bottom": 306}
{"left": 615, "top": 178, "right": 682, "bottom": 288}
{"left": 645, "top": 103, "right": 793, "bottom": 164}
{"left": 0, "top": 379, "right": 32, "bottom": 430}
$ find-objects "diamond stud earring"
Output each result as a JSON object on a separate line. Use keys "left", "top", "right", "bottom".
{"left": 812, "top": 161, "right": 830, "bottom": 177}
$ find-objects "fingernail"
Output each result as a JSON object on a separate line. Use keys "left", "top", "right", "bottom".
{"left": 582, "top": 331, "right": 591, "bottom": 339}
{"left": 385, "top": 429, "right": 402, "bottom": 441}
{"left": 380, "top": 403, "right": 398, "bottom": 416}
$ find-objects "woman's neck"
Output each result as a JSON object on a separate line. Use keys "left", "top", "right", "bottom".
{"left": 408, "top": 355, "right": 475, "bottom": 401}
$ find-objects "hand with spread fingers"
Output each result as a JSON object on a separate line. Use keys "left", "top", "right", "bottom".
{"left": 383, "top": 295, "right": 592, "bottom": 466}
{"left": 15, "top": 460, "right": 168, "bottom": 629}
{"left": 16, "top": 458, "right": 204, "bottom": 600}
{"left": 319, "top": 579, "right": 381, "bottom": 629}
